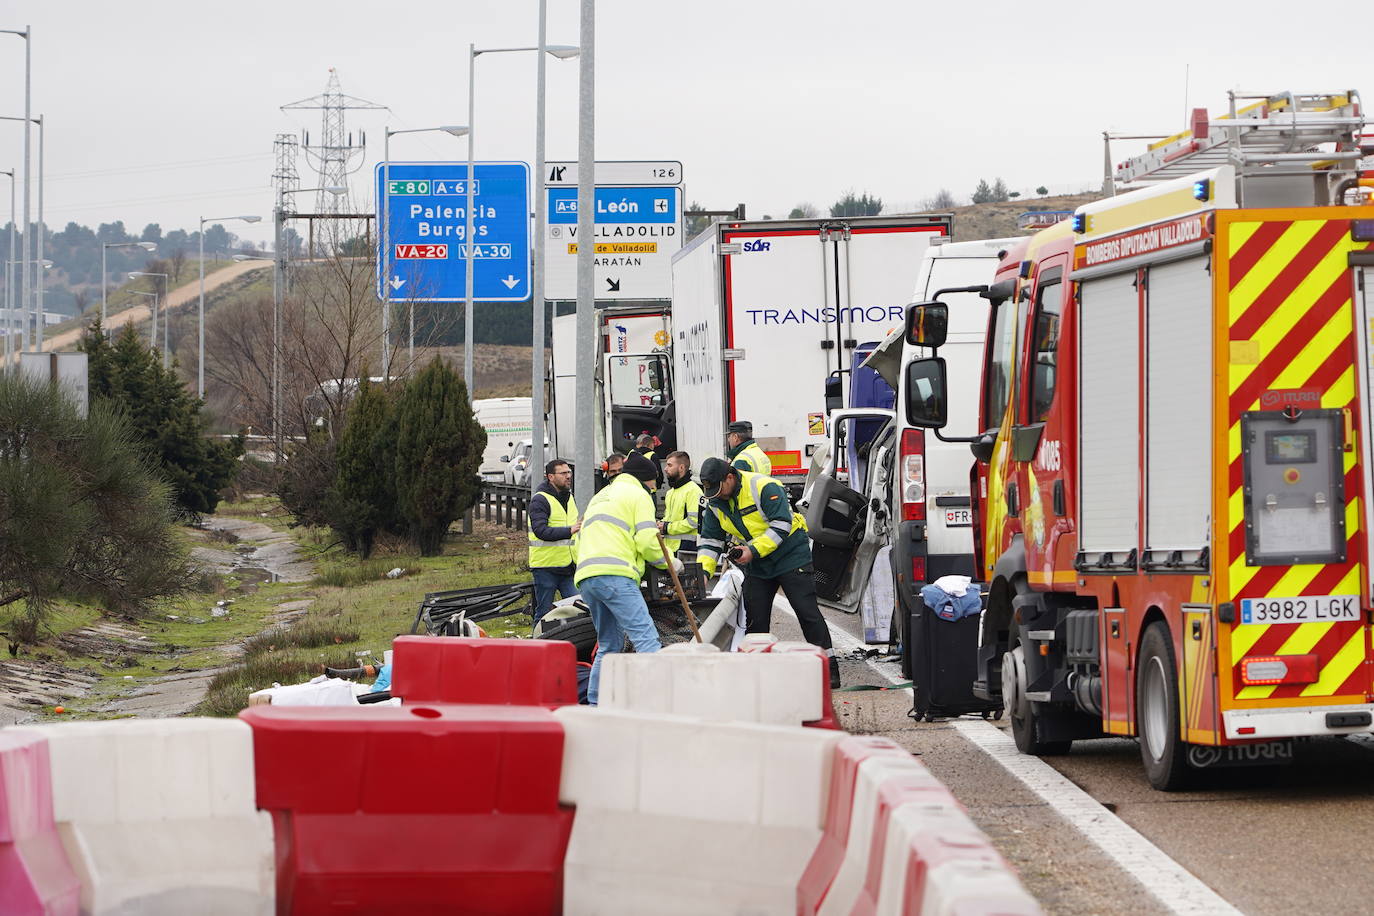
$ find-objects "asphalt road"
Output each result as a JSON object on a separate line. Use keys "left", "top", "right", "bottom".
{"left": 767, "top": 601, "right": 1374, "bottom": 915}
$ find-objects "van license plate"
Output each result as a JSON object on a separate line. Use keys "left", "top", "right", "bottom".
{"left": 1240, "top": 594, "right": 1360, "bottom": 624}
{"left": 944, "top": 508, "right": 972, "bottom": 527}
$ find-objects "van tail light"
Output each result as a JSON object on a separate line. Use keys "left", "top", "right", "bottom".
{"left": 911, "top": 557, "right": 927, "bottom": 583}
{"left": 1240, "top": 654, "right": 1320, "bottom": 686}
{"left": 900, "top": 429, "right": 926, "bottom": 521}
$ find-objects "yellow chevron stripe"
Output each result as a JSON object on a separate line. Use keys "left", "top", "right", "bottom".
{"left": 1228, "top": 220, "right": 1323, "bottom": 323}
{"left": 1231, "top": 621, "right": 1270, "bottom": 659}
{"left": 1264, "top": 308, "right": 1355, "bottom": 400}
{"left": 1301, "top": 627, "right": 1366, "bottom": 697}
{"left": 1226, "top": 219, "right": 1263, "bottom": 257}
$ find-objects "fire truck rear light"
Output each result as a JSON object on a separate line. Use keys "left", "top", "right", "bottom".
{"left": 1240, "top": 654, "right": 1319, "bottom": 685}
{"left": 1192, "top": 178, "right": 1212, "bottom": 202}
{"left": 1236, "top": 726, "right": 1256, "bottom": 735}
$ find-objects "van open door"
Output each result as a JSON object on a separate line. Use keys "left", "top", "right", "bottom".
{"left": 801, "top": 407, "right": 896, "bottom": 615}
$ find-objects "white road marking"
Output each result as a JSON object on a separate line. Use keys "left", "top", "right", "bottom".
{"left": 812, "top": 611, "right": 1241, "bottom": 916}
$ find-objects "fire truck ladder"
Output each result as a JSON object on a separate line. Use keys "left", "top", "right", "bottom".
{"left": 1103, "top": 90, "right": 1368, "bottom": 199}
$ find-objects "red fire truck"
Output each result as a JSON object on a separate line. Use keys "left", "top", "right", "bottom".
{"left": 904, "top": 90, "right": 1374, "bottom": 788}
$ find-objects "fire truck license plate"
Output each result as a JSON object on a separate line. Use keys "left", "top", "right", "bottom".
{"left": 943, "top": 508, "right": 972, "bottom": 527}
{"left": 1240, "top": 594, "right": 1360, "bottom": 625}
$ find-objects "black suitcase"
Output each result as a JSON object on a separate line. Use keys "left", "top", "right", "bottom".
{"left": 908, "top": 602, "right": 1003, "bottom": 722}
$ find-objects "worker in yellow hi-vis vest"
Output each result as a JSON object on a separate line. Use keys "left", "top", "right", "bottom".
{"left": 528, "top": 458, "right": 580, "bottom": 623}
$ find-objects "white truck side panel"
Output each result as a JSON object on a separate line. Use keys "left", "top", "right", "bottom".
{"left": 1078, "top": 272, "right": 1141, "bottom": 553}
{"left": 1145, "top": 256, "right": 1212, "bottom": 551}
{"left": 551, "top": 313, "right": 579, "bottom": 460}
{"left": 670, "top": 229, "right": 727, "bottom": 469}
{"left": 722, "top": 223, "right": 943, "bottom": 475}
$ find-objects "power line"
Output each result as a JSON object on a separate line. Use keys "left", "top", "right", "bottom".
{"left": 46, "top": 153, "right": 272, "bottom": 182}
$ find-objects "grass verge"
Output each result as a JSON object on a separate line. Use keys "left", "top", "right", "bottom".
{"left": 193, "top": 511, "right": 531, "bottom": 717}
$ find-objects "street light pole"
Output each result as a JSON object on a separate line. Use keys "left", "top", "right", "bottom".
{"left": 101, "top": 241, "right": 157, "bottom": 335}
{"left": 573, "top": 0, "right": 596, "bottom": 503}
{"left": 0, "top": 115, "right": 42, "bottom": 353}
{"left": 531, "top": 0, "right": 549, "bottom": 487}
{"left": 198, "top": 214, "right": 261, "bottom": 398}
{"left": 465, "top": 43, "right": 477, "bottom": 398}
{"left": 0, "top": 28, "right": 32, "bottom": 351}
{"left": 0, "top": 169, "right": 12, "bottom": 365}
{"left": 381, "top": 126, "right": 468, "bottom": 378}
{"left": 467, "top": 40, "right": 578, "bottom": 413}
{"left": 128, "top": 271, "right": 168, "bottom": 364}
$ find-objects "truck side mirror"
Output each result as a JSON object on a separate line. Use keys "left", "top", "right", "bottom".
{"left": 905, "top": 357, "right": 948, "bottom": 429}
{"left": 905, "top": 301, "right": 948, "bottom": 348}
{"left": 824, "top": 374, "right": 843, "bottom": 414}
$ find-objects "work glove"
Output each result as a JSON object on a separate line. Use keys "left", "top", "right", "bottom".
{"left": 670, "top": 556, "right": 685, "bottom": 576}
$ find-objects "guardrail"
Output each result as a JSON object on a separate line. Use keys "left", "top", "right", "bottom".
{"left": 480, "top": 482, "right": 532, "bottom": 531}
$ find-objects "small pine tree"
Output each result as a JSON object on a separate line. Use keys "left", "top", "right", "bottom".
{"left": 391, "top": 359, "right": 486, "bottom": 556}
{"left": 328, "top": 377, "right": 394, "bottom": 557}
{"left": 991, "top": 178, "right": 1010, "bottom": 202}
{"left": 80, "top": 323, "right": 242, "bottom": 516}
{"left": 971, "top": 179, "right": 994, "bottom": 204}
{"left": 1036, "top": 186, "right": 1049, "bottom": 197}
{"left": 829, "top": 191, "right": 883, "bottom": 218}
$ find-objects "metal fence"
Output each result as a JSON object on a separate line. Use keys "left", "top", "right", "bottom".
{"left": 480, "top": 482, "right": 533, "bottom": 531}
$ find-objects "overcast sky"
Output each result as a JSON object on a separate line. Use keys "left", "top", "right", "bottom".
{"left": 1, "top": 0, "right": 1369, "bottom": 247}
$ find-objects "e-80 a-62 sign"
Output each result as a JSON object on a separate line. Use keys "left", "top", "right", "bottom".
{"left": 374, "top": 161, "right": 530, "bottom": 303}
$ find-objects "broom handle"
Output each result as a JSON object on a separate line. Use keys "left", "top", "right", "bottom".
{"left": 657, "top": 531, "right": 702, "bottom": 643}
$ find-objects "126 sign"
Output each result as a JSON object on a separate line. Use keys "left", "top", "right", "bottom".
{"left": 395, "top": 244, "right": 448, "bottom": 259}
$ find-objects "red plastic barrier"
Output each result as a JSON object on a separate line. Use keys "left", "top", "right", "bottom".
{"left": 796, "top": 736, "right": 911, "bottom": 914}
{"left": 241, "top": 703, "right": 574, "bottom": 914}
{"left": 390, "top": 635, "right": 577, "bottom": 707}
{"left": 0, "top": 732, "right": 80, "bottom": 916}
{"left": 743, "top": 640, "right": 841, "bottom": 730}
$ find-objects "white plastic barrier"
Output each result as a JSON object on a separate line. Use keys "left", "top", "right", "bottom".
{"left": 555, "top": 705, "right": 842, "bottom": 915}
{"left": 8, "top": 719, "right": 274, "bottom": 915}
{"left": 817, "top": 755, "right": 947, "bottom": 916}
{"left": 597, "top": 642, "right": 825, "bottom": 725}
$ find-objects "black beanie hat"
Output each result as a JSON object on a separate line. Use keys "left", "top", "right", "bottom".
{"left": 621, "top": 452, "right": 658, "bottom": 484}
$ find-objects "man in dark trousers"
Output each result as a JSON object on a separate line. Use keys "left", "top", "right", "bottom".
{"left": 528, "top": 458, "right": 581, "bottom": 623}
{"left": 696, "top": 457, "right": 840, "bottom": 687}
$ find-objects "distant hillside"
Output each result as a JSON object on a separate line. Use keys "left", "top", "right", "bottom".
{"left": 942, "top": 191, "right": 1105, "bottom": 242}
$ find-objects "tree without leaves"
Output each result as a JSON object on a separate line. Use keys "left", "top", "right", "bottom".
{"left": 991, "top": 178, "right": 1010, "bottom": 202}
{"left": 829, "top": 191, "right": 882, "bottom": 218}
{"left": 391, "top": 359, "right": 486, "bottom": 556}
{"left": 788, "top": 202, "right": 819, "bottom": 219}
{"left": 169, "top": 249, "right": 188, "bottom": 284}
{"left": 923, "top": 189, "right": 957, "bottom": 209}
{"left": 0, "top": 373, "right": 192, "bottom": 647}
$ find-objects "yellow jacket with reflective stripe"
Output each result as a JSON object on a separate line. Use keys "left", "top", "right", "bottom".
{"left": 729, "top": 440, "right": 772, "bottom": 477}
{"left": 573, "top": 472, "right": 667, "bottom": 585}
{"left": 697, "top": 469, "right": 807, "bottom": 577}
{"left": 528, "top": 489, "right": 578, "bottom": 568}
{"left": 662, "top": 478, "right": 704, "bottom": 556}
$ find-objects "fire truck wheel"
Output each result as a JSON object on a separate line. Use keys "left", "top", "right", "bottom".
{"left": 1137, "top": 622, "right": 1191, "bottom": 790}
{"left": 1003, "top": 640, "right": 1072, "bottom": 756}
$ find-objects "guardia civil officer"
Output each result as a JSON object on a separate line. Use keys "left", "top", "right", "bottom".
{"left": 725, "top": 420, "right": 772, "bottom": 476}
{"left": 696, "top": 457, "right": 839, "bottom": 687}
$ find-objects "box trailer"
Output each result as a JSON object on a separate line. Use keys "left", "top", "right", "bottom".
{"left": 669, "top": 214, "right": 951, "bottom": 482}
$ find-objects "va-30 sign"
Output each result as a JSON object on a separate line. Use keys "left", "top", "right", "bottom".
{"left": 374, "top": 161, "right": 531, "bottom": 303}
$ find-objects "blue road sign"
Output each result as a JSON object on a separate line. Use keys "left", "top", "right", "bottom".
{"left": 374, "top": 161, "right": 530, "bottom": 303}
